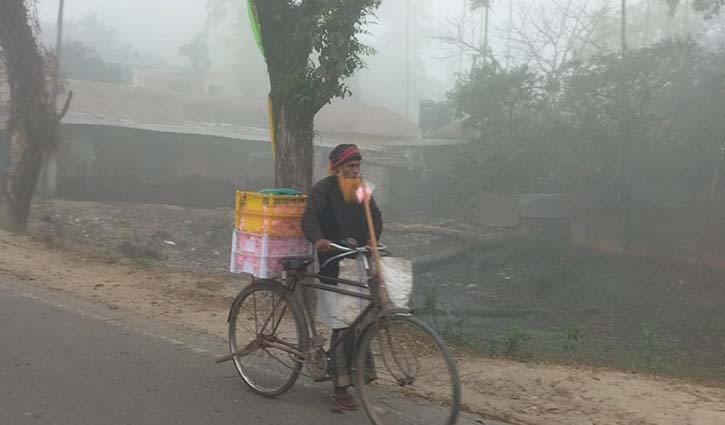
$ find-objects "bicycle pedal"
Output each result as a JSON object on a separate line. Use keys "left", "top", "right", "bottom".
{"left": 312, "top": 375, "right": 332, "bottom": 382}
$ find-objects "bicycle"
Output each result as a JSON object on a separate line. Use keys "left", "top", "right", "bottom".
{"left": 217, "top": 242, "right": 461, "bottom": 425}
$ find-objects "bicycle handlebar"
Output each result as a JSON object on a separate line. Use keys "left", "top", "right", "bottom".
{"left": 318, "top": 242, "right": 389, "bottom": 271}
{"left": 329, "top": 242, "right": 387, "bottom": 253}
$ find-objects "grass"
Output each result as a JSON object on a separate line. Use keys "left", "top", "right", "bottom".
{"left": 414, "top": 236, "right": 725, "bottom": 384}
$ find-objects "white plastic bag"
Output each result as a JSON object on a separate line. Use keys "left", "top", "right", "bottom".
{"left": 315, "top": 257, "right": 370, "bottom": 329}
{"left": 380, "top": 257, "right": 413, "bottom": 309}
{"left": 315, "top": 255, "right": 414, "bottom": 329}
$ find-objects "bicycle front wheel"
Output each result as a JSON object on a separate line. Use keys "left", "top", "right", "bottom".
{"left": 355, "top": 315, "right": 461, "bottom": 425}
{"left": 228, "top": 280, "right": 308, "bottom": 397}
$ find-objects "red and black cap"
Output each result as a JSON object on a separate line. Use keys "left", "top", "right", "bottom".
{"left": 329, "top": 144, "right": 362, "bottom": 169}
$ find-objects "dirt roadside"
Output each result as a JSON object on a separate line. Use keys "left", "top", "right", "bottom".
{"left": 1, "top": 203, "right": 724, "bottom": 425}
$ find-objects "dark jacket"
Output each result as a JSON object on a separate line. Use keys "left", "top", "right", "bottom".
{"left": 301, "top": 176, "right": 383, "bottom": 247}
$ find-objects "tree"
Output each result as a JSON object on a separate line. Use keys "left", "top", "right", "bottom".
{"left": 0, "top": 0, "right": 70, "bottom": 231}
{"left": 210, "top": 0, "right": 381, "bottom": 192}
{"left": 179, "top": 33, "right": 211, "bottom": 76}
{"left": 60, "top": 40, "right": 122, "bottom": 83}
{"left": 664, "top": 0, "right": 725, "bottom": 18}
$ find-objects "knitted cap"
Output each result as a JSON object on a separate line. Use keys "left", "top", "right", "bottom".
{"left": 329, "top": 144, "right": 362, "bottom": 168}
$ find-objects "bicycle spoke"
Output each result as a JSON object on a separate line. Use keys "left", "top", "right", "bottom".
{"left": 229, "top": 282, "right": 307, "bottom": 397}
{"left": 356, "top": 316, "right": 460, "bottom": 425}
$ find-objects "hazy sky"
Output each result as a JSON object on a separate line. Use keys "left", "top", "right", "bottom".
{"left": 36, "top": 0, "right": 471, "bottom": 65}
{"left": 34, "top": 0, "right": 641, "bottom": 121}
{"left": 36, "top": 0, "right": 476, "bottom": 120}
{"left": 38, "top": 0, "right": 206, "bottom": 65}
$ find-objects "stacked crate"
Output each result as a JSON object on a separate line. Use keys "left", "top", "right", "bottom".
{"left": 230, "top": 191, "right": 312, "bottom": 278}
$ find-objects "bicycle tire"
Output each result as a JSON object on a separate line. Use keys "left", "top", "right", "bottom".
{"left": 228, "top": 279, "right": 309, "bottom": 397}
{"left": 355, "top": 314, "right": 461, "bottom": 425}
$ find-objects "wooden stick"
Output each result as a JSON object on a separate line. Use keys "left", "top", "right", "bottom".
{"left": 361, "top": 178, "right": 392, "bottom": 307}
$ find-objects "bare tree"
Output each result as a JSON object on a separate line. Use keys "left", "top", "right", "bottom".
{"left": 0, "top": 0, "right": 71, "bottom": 231}
{"left": 507, "top": 0, "right": 612, "bottom": 83}
{"left": 438, "top": 0, "right": 611, "bottom": 81}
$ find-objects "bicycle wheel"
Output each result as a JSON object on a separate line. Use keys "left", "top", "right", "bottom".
{"left": 355, "top": 315, "right": 461, "bottom": 425}
{"left": 228, "top": 280, "right": 308, "bottom": 397}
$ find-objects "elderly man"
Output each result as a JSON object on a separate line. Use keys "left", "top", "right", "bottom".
{"left": 301, "top": 143, "right": 382, "bottom": 410}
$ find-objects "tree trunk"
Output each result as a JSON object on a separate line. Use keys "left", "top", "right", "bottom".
{"left": 0, "top": 0, "right": 58, "bottom": 232}
{"left": 272, "top": 103, "right": 315, "bottom": 193}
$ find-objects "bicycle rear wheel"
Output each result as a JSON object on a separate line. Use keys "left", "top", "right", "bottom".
{"left": 355, "top": 315, "right": 461, "bottom": 425}
{"left": 228, "top": 280, "right": 308, "bottom": 397}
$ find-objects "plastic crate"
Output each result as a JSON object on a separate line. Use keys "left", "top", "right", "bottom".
{"left": 234, "top": 231, "right": 312, "bottom": 257}
{"left": 235, "top": 191, "right": 307, "bottom": 236}
{"left": 229, "top": 231, "right": 312, "bottom": 278}
{"left": 239, "top": 212, "right": 305, "bottom": 237}
{"left": 230, "top": 252, "right": 286, "bottom": 278}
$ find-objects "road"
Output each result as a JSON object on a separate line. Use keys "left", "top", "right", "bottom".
{"left": 0, "top": 276, "right": 506, "bottom": 425}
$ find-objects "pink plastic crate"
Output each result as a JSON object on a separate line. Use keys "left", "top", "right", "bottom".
{"left": 229, "top": 231, "right": 312, "bottom": 278}
{"left": 231, "top": 252, "right": 286, "bottom": 278}
{"left": 234, "top": 231, "right": 312, "bottom": 257}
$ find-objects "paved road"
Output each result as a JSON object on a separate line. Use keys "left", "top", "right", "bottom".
{"left": 0, "top": 276, "right": 506, "bottom": 425}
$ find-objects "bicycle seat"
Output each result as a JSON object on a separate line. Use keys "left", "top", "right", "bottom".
{"left": 281, "top": 256, "right": 315, "bottom": 271}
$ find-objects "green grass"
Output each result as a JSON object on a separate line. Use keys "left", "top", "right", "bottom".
{"left": 416, "top": 236, "right": 725, "bottom": 383}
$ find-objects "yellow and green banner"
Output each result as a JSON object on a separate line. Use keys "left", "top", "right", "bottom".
{"left": 245, "top": 0, "right": 275, "bottom": 156}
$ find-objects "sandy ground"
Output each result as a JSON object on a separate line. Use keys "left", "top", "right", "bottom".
{"left": 1, "top": 229, "right": 724, "bottom": 425}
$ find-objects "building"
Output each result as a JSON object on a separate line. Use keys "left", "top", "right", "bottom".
{"left": 1, "top": 79, "right": 436, "bottom": 211}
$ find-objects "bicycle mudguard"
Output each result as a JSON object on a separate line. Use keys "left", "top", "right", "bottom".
{"left": 356, "top": 308, "right": 413, "bottom": 342}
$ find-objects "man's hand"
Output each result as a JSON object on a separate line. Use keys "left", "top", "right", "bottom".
{"left": 315, "top": 239, "right": 333, "bottom": 252}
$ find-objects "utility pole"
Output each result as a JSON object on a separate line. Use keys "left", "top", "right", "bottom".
{"left": 621, "top": 0, "right": 627, "bottom": 58}
{"left": 458, "top": 0, "right": 466, "bottom": 75}
{"left": 405, "top": 0, "right": 410, "bottom": 120}
{"left": 506, "top": 0, "right": 513, "bottom": 69}
{"left": 618, "top": 0, "right": 630, "bottom": 252}
{"left": 684, "top": 0, "right": 690, "bottom": 35}
{"left": 644, "top": 0, "right": 651, "bottom": 45}
{"left": 51, "top": 0, "right": 65, "bottom": 105}
{"left": 44, "top": 0, "right": 65, "bottom": 200}
{"left": 482, "top": 1, "right": 490, "bottom": 66}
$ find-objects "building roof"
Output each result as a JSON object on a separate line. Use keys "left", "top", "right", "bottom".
{"left": 59, "top": 80, "right": 419, "bottom": 141}
{"left": 423, "top": 118, "right": 469, "bottom": 140}
{"left": 62, "top": 112, "right": 272, "bottom": 142}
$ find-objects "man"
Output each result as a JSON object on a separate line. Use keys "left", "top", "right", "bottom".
{"left": 301, "top": 143, "right": 382, "bottom": 410}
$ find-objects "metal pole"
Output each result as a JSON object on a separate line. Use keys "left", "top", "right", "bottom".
{"left": 52, "top": 0, "right": 65, "bottom": 106}
{"left": 483, "top": 3, "right": 490, "bottom": 66}
{"left": 684, "top": 0, "right": 690, "bottom": 35}
{"left": 621, "top": 0, "right": 627, "bottom": 58}
{"left": 644, "top": 0, "right": 651, "bottom": 44}
{"left": 405, "top": 0, "right": 410, "bottom": 120}
{"left": 458, "top": 0, "right": 466, "bottom": 74}
{"left": 506, "top": 0, "right": 513, "bottom": 69}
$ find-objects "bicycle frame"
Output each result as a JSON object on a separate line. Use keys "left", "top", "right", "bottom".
{"left": 281, "top": 267, "right": 383, "bottom": 356}
{"left": 220, "top": 245, "right": 407, "bottom": 365}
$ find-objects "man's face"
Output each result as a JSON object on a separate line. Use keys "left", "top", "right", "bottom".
{"left": 338, "top": 160, "right": 361, "bottom": 179}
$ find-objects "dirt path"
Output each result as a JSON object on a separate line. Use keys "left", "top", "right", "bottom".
{"left": 1, "top": 229, "right": 724, "bottom": 425}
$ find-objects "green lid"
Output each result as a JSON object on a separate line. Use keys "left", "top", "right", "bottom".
{"left": 258, "top": 188, "right": 302, "bottom": 196}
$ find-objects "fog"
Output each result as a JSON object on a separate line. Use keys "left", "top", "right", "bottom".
{"left": 35, "top": 0, "right": 505, "bottom": 121}
{"left": 6, "top": 0, "right": 725, "bottom": 398}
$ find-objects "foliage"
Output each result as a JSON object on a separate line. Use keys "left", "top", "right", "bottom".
{"left": 446, "top": 37, "right": 724, "bottom": 201}
{"left": 253, "top": 0, "right": 381, "bottom": 113}
{"left": 207, "top": 0, "right": 382, "bottom": 191}
{"left": 502, "top": 325, "right": 531, "bottom": 358}
{"left": 178, "top": 34, "right": 211, "bottom": 75}
{"left": 664, "top": 0, "right": 725, "bottom": 18}
{"left": 60, "top": 40, "right": 122, "bottom": 83}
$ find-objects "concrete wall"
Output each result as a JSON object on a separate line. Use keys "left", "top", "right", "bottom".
{"left": 56, "top": 125, "right": 275, "bottom": 207}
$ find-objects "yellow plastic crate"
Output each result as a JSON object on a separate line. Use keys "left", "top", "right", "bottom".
{"left": 235, "top": 191, "right": 307, "bottom": 236}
